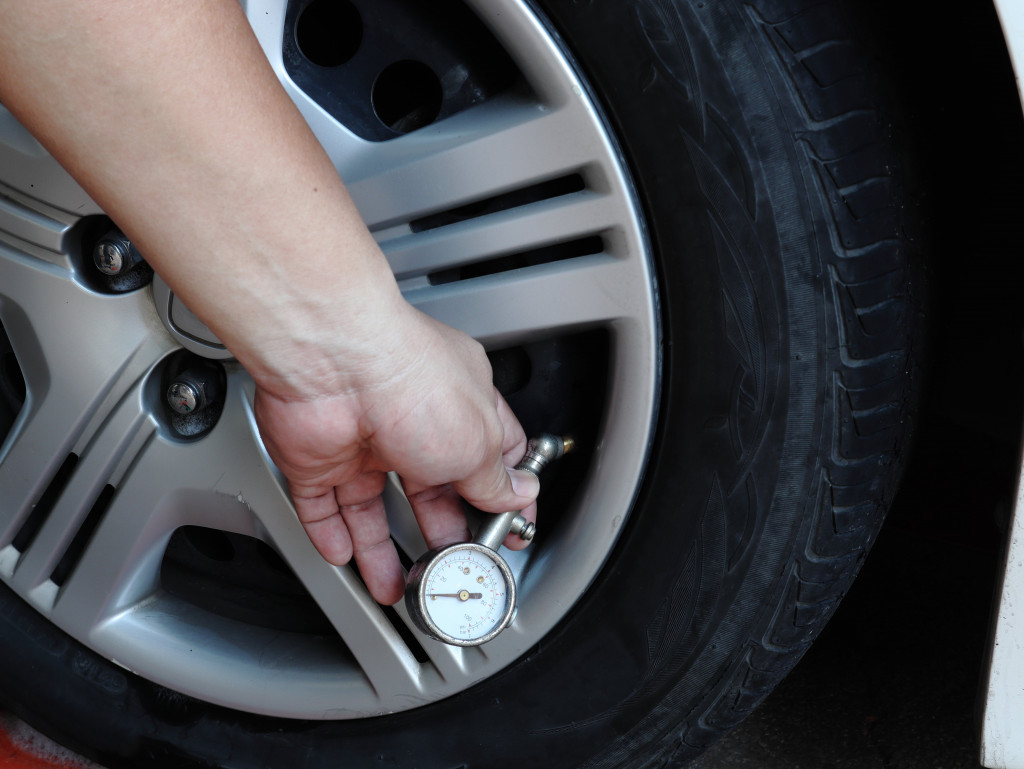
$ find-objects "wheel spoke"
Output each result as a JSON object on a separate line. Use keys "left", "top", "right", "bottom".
{"left": 256, "top": 523, "right": 427, "bottom": 700}
{"left": 0, "top": 106, "right": 100, "bottom": 216}
{"left": 404, "top": 255, "right": 644, "bottom": 347}
{"left": 244, "top": 0, "right": 595, "bottom": 234}
{"left": 243, "top": 0, "right": 370, "bottom": 175}
{"left": 0, "top": 251, "right": 170, "bottom": 543}
{"left": 381, "top": 191, "right": 618, "bottom": 281}
{"left": 0, "top": 191, "right": 72, "bottom": 258}
{"left": 219, "top": 400, "right": 438, "bottom": 698}
{"left": 388, "top": 597, "right": 483, "bottom": 681}
{"left": 346, "top": 100, "right": 596, "bottom": 231}
{"left": 46, "top": 372, "right": 283, "bottom": 622}
{"left": 45, "top": 374, "right": 426, "bottom": 702}
{"left": 383, "top": 476, "right": 427, "bottom": 561}
{"left": 44, "top": 441, "right": 178, "bottom": 631}
{"left": 4, "top": 391, "right": 153, "bottom": 598}
{"left": 250, "top": 465, "right": 428, "bottom": 698}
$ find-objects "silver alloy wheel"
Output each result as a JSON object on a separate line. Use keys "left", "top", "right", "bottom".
{"left": 0, "top": 0, "right": 659, "bottom": 719}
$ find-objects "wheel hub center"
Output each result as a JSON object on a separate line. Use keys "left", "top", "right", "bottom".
{"left": 152, "top": 276, "right": 232, "bottom": 359}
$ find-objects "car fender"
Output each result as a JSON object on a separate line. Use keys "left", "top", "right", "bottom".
{"left": 980, "top": 6, "right": 1024, "bottom": 764}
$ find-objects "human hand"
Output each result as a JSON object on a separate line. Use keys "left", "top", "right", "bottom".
{"left": 253, "top": 309, "right": 540, "bottom": 605}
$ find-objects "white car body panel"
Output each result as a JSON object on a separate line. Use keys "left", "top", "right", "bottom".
{"left": 984, "top": 469, "right": 1024, "bottom": 768}
{"left": 980, "top": 7, "right": 1024, "bottom": 763}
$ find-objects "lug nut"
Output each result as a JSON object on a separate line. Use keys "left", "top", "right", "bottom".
{"left": 167, "top": 381, "right": 204, "bottom": 415}
{"left": 93, "top": 229, "right": 143, "bottom": 277}
{"left": 166, "top": 369, "right": 218, "bottom": 415}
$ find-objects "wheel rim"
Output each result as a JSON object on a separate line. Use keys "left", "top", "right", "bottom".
{"left": 0, "top": 0, "right": 659, "bottom": 719}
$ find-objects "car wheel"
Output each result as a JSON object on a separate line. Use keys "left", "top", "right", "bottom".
{"left": 0, "top": 0, "right": 918, "bottom": 766}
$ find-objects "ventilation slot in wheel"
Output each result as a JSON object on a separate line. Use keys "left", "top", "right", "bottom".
{"left": 429, "top": 235, "right": 603, "bottom": 285}
{"left": 0, "top": 321, "right": 25, "bottom": 447}
{"left": 161, "top": 527, "right": 335, "bottom": 636}
{"left": 12, "top": 453, "right": 79, "bottom": 553}
{"left": 295, "top": 0, "right": 362, "bottom": 68}
{"left": 50, "top": 484, "right": 116, "bottom": 586}
{"left": 411, "top": 174, "right": 585, "bottom": 232}
{"left": 283, "top": 0, "right": 521, "bottom": 141}
{"left": 381, "top": 603, "right": 430, "bottom": 663}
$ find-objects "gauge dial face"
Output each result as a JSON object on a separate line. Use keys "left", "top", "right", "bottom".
{"left": 419, "top": 544, "right": 514, "bottom": 645}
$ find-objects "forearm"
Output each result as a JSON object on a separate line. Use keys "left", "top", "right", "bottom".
{"left": 0, "top": 0, "right": 538, "bottom": 603}
{"left": 0, "top": 0, "right": 406, "bottom": 399}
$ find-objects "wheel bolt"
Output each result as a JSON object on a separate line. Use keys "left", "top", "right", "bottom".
{"left": 167, "top": 381, "right": 204, "bottom": 415}
{"left": 166, "top": 370, "right": 217, "bottom": 415}
{"left": 93, "top": 229, "right": 143, "bottom": 277}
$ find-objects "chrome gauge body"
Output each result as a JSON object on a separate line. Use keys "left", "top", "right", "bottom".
{"left": 406, "top": 542, "right": 516, "bottom": 647}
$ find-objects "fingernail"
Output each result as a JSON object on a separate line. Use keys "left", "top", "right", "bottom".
{"left": 509, "top": 468, "right": 540, "bottom": 500}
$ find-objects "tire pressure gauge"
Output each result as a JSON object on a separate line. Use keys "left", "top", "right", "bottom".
{"left": 405, "top": 434, "right": 572, "bottom": 646}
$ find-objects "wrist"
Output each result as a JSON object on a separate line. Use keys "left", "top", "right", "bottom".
{"left": 229, "top": 266, "right": 420, "bottom": 402}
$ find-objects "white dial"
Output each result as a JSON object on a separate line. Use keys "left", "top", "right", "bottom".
{"left": 415, "top": 543, "right": 515, "bottom": 645}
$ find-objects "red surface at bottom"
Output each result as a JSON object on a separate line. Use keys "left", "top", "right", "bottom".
{"left": 0, "top": 714, "right": 96, "bottom": 768}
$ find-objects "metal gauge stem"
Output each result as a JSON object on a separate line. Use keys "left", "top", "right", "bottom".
{"left": 405, "top": 434, "right": 572, "bottom": 646}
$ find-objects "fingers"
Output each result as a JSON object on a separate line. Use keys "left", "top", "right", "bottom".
{"left": 333, "top": 475, "right": 404, "bottom": 605}
{"left": 405, "top": 483, "right": 472, "bottom": 551}
{"left": 292, "top": 478, "right": 405, "bottom": 606}
{"left": 406, "top": 388, "right": 538, "bottom": 555}
{"left": 450, "top": 390, "right": 538, "bottom": 515}
{"left": 404, "top": 478, "right": 535, "bottom": 559}
{"left": 495, "top": 391, "right": 528, "bottom": 466}
{"left": 451, "top": 457, "right": 535, "bottom": 511}
{"left": 492, "top": 393, "right": 543, "bottom": 550}
{"left": 338, "top": 495, "right": 404, "bottom": 606}
{"left": 292, "top": 493, "right": 354, "bottom": 564}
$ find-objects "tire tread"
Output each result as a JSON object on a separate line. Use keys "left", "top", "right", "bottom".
{"left": 652, "top": 0, "right": 917, "bottom": 762}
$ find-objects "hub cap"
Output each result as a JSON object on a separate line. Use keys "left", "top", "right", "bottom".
{"left": 0, "top": 0, "right": 658, "bottom": 718}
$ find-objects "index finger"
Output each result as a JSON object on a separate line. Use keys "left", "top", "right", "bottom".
{"left": 495, "top": 390, "right": 528, "bottom": 466}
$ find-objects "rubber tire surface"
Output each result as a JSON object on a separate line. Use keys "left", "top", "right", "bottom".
{"left": 0, "top": 0, "right": 918, "bottom": 767}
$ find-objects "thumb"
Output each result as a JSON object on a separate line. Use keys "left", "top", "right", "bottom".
{"left": 508, "top": 467, "right": 541, "bottom": 505}
{"left": 455, "top": 458, "right": 540, "bottom": 514}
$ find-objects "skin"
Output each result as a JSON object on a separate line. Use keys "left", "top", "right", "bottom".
{"left": 0, "top": 0, "right": 540, "bottom": 605}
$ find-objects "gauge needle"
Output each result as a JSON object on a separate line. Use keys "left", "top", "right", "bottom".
{"left": 429, "top": 591, "right": 484, "bottom": 601}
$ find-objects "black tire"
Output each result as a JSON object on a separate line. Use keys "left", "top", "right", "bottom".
{"left": 0, "top": 0, "right": 918, "bottom": 766}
